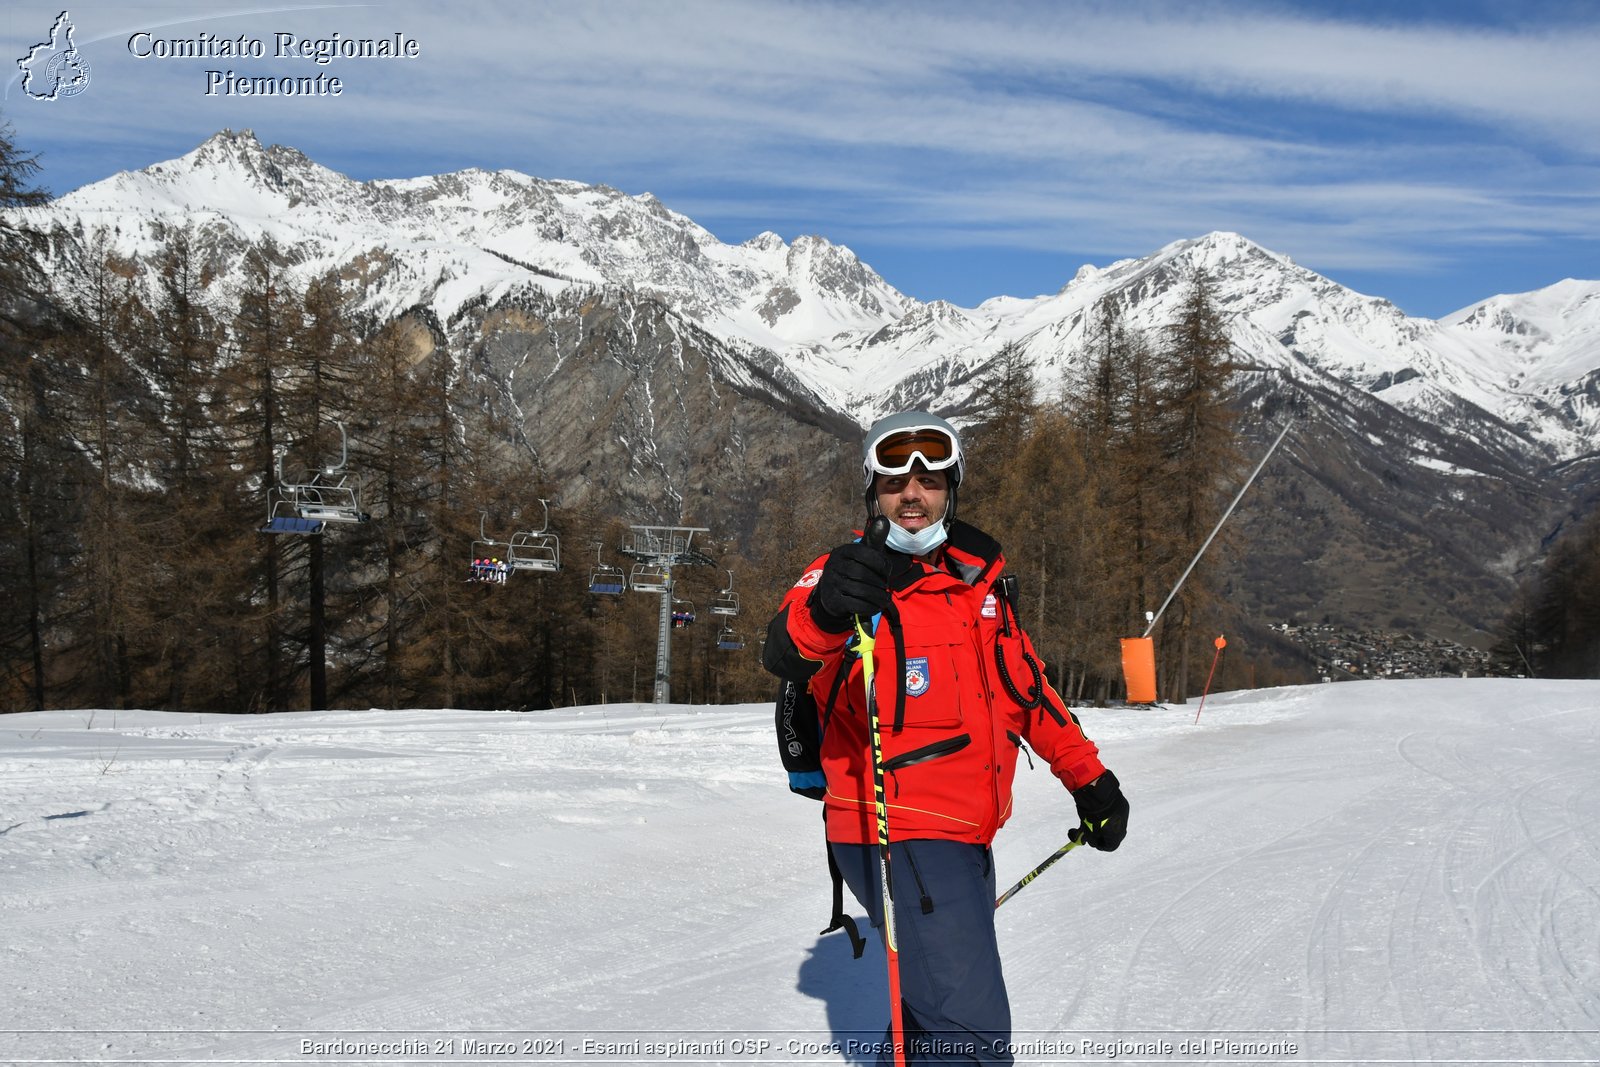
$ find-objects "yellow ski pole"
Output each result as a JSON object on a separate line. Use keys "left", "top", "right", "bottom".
{"left": 855, "top": 516, "right": 906, "bottom": 1067}
{"left": 994, "top": 826, "right": 1085, "bottom": 909}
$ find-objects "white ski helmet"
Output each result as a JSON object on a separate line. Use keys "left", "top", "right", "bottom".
{"left": 861, "top": 410, "right": 965, "bottom": 490}
{"left": 861, "top": 410, "right": 965, "bottom": 527}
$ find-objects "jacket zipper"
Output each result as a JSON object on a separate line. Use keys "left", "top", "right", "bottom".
{"left": 1007, "top": 729, "right": 1035, "bottom": 770}
{"left": 882, "top": 733, "right": 971, "bottom": 772}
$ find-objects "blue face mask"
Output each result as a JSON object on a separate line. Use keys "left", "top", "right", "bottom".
{"left": 885, "top": 516, "right": 948, "bottom": 556}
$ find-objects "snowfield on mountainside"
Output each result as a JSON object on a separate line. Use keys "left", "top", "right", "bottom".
{"left": 4, "top": 679, "right": 1598, "bottom": 1065}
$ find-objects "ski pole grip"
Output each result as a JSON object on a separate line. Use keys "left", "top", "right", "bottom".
{"left": 856, "top": 516, "right": 896, "bottom": 631}
{"left": 864, "top": 515, "right": 891, "bottom": 551}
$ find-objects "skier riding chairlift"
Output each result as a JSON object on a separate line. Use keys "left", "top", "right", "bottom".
{"left": 470, "top": 514, "right": 507, "bottom": 585}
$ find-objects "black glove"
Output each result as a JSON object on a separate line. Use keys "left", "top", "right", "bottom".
{"left": 1072, "top": 770, "right": 1129, "bottom": 852}
{"left": 809, "top": 540, "right": 892, "bottom": 633}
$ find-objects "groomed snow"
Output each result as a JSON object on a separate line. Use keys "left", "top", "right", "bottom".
{"left": 4, "top": 679, "right": 1598, "bottom": 1065}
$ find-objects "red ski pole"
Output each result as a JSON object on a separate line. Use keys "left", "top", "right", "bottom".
{"left": 1194, "top": 635, "right": 1226, "bottom": 725}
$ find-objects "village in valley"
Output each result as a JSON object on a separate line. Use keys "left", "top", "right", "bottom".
{"left": 1271, "top": 622, "right": 1506, "bottom": 681}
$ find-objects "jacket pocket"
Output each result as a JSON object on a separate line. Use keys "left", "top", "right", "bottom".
{"left": 889, "top": 620, "right": 968, "bottom": 729}
{"left": 883, "top": 732, "right": 972, "bottom": 772}
{"left": 883, "top": 733, "right": 974, "bottom": 800}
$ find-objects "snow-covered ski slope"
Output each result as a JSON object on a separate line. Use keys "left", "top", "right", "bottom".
{"left": 4, "top": 679, "right": 1597, "bottom": 1065}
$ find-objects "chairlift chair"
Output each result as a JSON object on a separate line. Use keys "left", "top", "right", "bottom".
{"left": 260, "top": 476, "right": 325, "bottom": 535}
{"left": 507, "top": 500, "right": 560, "bottom": 573}
{"left": 259, "top": 490, "right": 325, "bottom": 535}
{"left": 259, "top": 422, "right": 367, "bottom": 534}
{"left": 261, "top": 422, "right": 370, "bottom": 530}
{"left": 508, "top": 532, "right": 560, "bottom": 573}
{"left": 711, "top": 569, "right": 741, "bottom": 616}
{"left": 630, "top": 563, "right": 672, "bottom": 595}
{"left": 716, "top": 626, "right": 745, "bottom": 651}
{"left": 287, "top": 422, "right": 370, "bottom": 524}
{"left": 469, "top": 545, "right": 506, "bottom": 583}
{"left": 470, "top": 514, "right": 508, "bottom": 584}
{"left": 588, "top": 543, "right": 626, "bottom": 595}
{"left": 671, "top": 597, "right": 696, "bottom": 629}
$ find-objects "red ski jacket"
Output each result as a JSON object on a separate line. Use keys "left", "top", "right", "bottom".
{"left": 767, "top": 520, "right": 1106, "bottom": 846}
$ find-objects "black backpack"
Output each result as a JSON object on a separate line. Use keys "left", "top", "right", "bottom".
{"left": 772, "top": 676, "right": 865, "bottom": 957}
{"left": 775, "top": 678, "right": 826, "bottom": 800}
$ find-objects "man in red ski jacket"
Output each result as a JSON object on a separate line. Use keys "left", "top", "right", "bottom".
{"left": 764, "top": 410, "right": 1129, "bottom": 1066}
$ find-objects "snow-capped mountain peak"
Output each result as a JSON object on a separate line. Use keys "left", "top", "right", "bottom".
{"left": 11, "top": 132, "right": 1599, "bottom": 459}
{"left": 1443, "top": 279, "right": 1600, "bottom": 389}
{"left": 58, "top": 128, "right": 358, "bottom": 220}
{"left": 741, "top": 231, "right": 787, "bottom": 253}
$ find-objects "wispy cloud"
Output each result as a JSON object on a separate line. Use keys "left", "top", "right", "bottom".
{"left": 5, "top": 0, "right": 1596, "bottom": 313}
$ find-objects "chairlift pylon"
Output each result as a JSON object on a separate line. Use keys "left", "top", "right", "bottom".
{"left": 617, "top": 525, "right": 714, "bottom": 706}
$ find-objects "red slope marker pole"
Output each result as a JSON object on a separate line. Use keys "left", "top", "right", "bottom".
{"left": 1195, "top": 635, "right": 1226, "bottom": 725}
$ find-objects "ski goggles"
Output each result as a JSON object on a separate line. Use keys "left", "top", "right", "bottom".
{"left": 867, "top": 426, "right": 960, "bottom": 476}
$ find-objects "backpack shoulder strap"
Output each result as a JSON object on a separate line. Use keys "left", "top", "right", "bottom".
{"left": 822, "top": 836, "right": 866, "bottom": 959}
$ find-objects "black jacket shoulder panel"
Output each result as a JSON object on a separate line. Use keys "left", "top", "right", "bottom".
{"left": 947, "top": 519, "right": 1002, "bottom": 562}
{"left": 945, "top": 520, "right": 1003, "bottom": 584}
{"left": 762, "top": 605, "right": 823, "bottom": 681}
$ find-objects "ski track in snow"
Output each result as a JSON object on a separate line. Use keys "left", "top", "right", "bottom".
{"left": 3, "top": 681, "right": 1598, "bottom": 1065}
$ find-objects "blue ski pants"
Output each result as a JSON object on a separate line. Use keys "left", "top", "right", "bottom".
{"left": 830, "top": 839, "right": 1014, "bottom": 1067}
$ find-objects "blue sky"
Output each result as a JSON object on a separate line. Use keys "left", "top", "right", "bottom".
{"left": 4, "top": 0, "right": 1597, "bottom": 318}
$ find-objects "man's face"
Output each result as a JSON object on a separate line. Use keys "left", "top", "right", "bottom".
{"left": 874, "top": 464, "right": 950, "bottom": 533}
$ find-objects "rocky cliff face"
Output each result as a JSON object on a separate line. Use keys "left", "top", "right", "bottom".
{"left": 445, "top": 284, "right": 857, "bottom": 533}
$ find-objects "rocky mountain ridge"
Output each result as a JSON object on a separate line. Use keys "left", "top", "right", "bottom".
{"left": 30, "top": 130, "right": 1599, "bottom": 452}
{"left": 9, "top": 128, "right": 1598, "bottom": 649}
